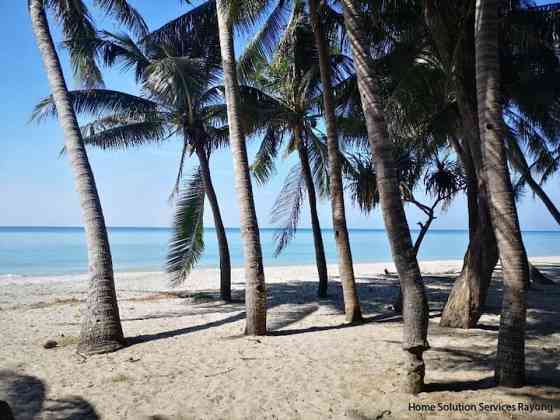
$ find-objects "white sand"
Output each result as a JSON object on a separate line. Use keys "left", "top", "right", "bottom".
{"left": 1, "top": 257, "right": 559, "bottom": 419}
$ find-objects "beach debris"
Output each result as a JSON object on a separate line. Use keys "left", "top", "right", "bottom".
{"left": 43, "top": 340, "right": 58, "bottom": 349}
{"left": 127, "top": 357, "right": 141, "bottom": 363}
{"left": 204, "top": 368, "right": 234, "bottom": 378}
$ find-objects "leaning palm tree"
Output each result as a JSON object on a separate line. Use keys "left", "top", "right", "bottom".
{"left": 475, "top": 0, "right": 529, "bottom": 387}
{"left": 33, "top": 30, "right": 234, "bottom": 301}
{"left": 28, "top": 0, "right": 146, "bottom": 354}
{"left": 339, "top": 0, "right": 430, "bottom": 394}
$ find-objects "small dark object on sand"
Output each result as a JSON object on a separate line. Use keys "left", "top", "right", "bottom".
{"left": 43, "top": 340, "right": 58, "bottom": 349}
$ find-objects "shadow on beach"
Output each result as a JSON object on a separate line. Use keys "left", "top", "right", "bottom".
{"left": 125, "top": 262, "right": 560, "bottom": 400}
{"left": 0, "top": 370, "right": 99, "bottom": 420}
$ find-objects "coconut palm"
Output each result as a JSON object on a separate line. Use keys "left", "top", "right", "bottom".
{"left": 475, "top": 0, "right": 529, "bottom": 387}
{"left": 28, "top": 0, "right": 146, "bottom": 354}
{"left": 245, "top": 6, "right": 339, "bottom": 298}
{"left": 237, "top": 0, "right": 363, "bottom": 320}
{"left": 339, "top": 0, "right": 430, "bottom": 394}
{"left": 423, "top": 0, "right": 560, "bottom": 326}
{"left": 32, "top": 28, "right": 235, "bottom": 300}
{"left": 308, "top": 0, "right": 362, "bottom": 322}
{"left": 215, "top": 0, "right": 267, "bottom": 334}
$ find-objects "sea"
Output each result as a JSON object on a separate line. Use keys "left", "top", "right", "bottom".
{"left": 0, "top": 226, "right": 559, "bottom": 277}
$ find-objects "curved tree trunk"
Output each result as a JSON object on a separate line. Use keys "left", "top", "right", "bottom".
{"left": 195, "top": 146, "right": 232, "bottom": 302}
{"left": 308, "top": 0, "right": 362, "bottom": 322}
{"left": 216, "top": 0, "right": 267, "bottom": 334}
{"left": 440, "top": 139, "right": 499, "bottom": 327}
{"left": 525, "top": 176, "right": 560, "bottom": 225}
{"left": 476, "top": 0, "right": 528, "bottom": 387}
{"left": 508, "top": 134, "right": 557, "bottom": 285}
{"left": 29, "top": 0, "right": 125, "bottom": 355}
{"left": 341, "top": 0, "right": 430, "bottom": 394}
{"left": 297, "top": 138, "right": 329, "bottom": 298}
{"left": 423, "top": 1, "right": 501, "bottom": 329}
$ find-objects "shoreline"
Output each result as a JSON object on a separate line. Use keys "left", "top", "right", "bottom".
{"left": 2, "top": 255, "right": 559, "bottom": 282}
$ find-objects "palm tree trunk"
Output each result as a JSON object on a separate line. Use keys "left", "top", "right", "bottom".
{"left": 424, "top": 1, "right": 501, "bottom": 329}
{"left": 29, "top": 0, "right": 125, "bottom": 354}
{"left": 308, "top": 0, "right": 361, "bottom": 321}
{"left": 216, "top": 0, "right": 266, "bottom": 334}
{"left": 297, "top": 136, "right": 329, "bottom": 298}
{"left": 340, "top": 0, "right": 429, "bottom": 394}
{"left": 195, "top": 145, "right": 232, "bottom": 302}
{"left": 525, "top": 176, "right": 560, "bottom": 225}
{"left": 475, "top": 0, "right": 528, "bottom": 387}
{"left": 440, "top": 136, "right": 499, "bottom": 328}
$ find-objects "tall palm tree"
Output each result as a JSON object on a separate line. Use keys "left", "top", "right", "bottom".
{"left": 246, "top": 7, "right": 338, "bottom": 298}
{"left": 475, "top": 0, "right": 529, "bottom": 387}
{"left": 308, "top": 0, "right": 362, "bottom": 322}
{"left": 215, "top": 0, "right": 267, "bottom": 334}
{"left": 424, "top": 0, "right": 560, "bottom": 326}
{"left": 339, "top": 0, "right": 430, "bottom": 394}
{"left": 28, "top": 0, "right": 146, "bottom": 354}
{"left": 420, "top": 0, "right": 501, "bottom": 329}
{"left": 234, "top": 0, "right": 362, "bottom": 312}
{"left": 33, "top": 30, "right": 234, "bottom": 301}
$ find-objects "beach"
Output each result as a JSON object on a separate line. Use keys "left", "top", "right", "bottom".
{"left": 1, "top": 257, "right": 559, "bottom": 419}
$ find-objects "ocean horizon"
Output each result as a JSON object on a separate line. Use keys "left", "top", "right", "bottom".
{"left": 1, "top": 226, "right": 559, "bottom": 277}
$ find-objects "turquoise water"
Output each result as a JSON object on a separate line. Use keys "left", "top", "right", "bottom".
{"left": 0, "top": 226, "right": 559, "bottom": 276}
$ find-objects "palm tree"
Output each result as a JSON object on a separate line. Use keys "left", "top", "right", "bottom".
{"left": 308, "top": 0, "right": 362, "bottom": 322}
{"left": 33, "top": 30, "right": 234, "bottom": 301}
{"left": 234, "top": 0, "right": 362, "bottom": 314}
{"left": 424, "top": 0, "right": 560, "bottom": 326}
{"left": 419, "top": 0, "right": 501, "bottom": 329}
{"left": 215, "top": 0, "right": 267, "bottom": 335}
{"left": 246, "top": 7, "right": 336, "bottom": 298}
{"left": 339, "top": 0, "right": 430, "bottom": 394}
{"left": 475, "top": 0, "right": 529, "bottom": 387}
{"left": 28, "top": 0, "right": 146, "bottom": 354}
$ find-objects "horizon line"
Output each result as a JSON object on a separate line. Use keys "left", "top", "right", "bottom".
{"left": 1, "top": 225, "right": 559, "bottom": 233}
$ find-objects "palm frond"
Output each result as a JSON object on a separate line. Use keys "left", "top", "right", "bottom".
{"left": 237, "top": 0, "right": 293, "bottom": 82}
{"left": 83, "top": 120, "right": 173, "bottom": 150}
{"left": 305, "top": 129, "right": 330, "bottom": 197}
{"left": 45, "top": 0, "right": 103, "bottom": 87}
{"left": 93, "top": 0, "right": 148, "bottom": 38}
{"left": 270, "top": 163, "right": 305, "bottom": 256}
{"left": 344, "top": 154, "right": 379, "bottom": 214}
{"left": 148, "top": 1, "right": 220, "bottom": 65}
{"left": 31, "top": 89, "right": 160, "bottom": 123}
{"left": 251, "top": 127, "right": 285, "bottom": 185}
{"left": 166, "top": 167, "right": 206, "bottom": 286}
{"left": 98, "top": 31, "right": 151, "bottom": 81}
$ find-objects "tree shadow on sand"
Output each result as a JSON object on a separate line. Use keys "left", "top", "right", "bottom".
{"left": 0, "top": 370, "right": 99, "bottom": 420}
{"left": 126, "top": 275, "right": 415, "bottom": 345}
{"left": 416, "top": 263, "right": 560, "bottom": 399}
{"left": 126, "top": 263, "right": 560, "bottom": 398}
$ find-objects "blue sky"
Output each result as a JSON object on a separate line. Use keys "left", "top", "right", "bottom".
{"left": 0, "top": 0, "right": 558, "bottom": 230}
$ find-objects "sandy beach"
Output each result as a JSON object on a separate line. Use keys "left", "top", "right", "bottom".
{"left": 1, "top": 257, "right": 559, "bottom": 419}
